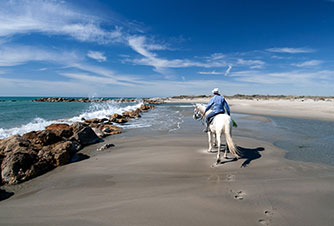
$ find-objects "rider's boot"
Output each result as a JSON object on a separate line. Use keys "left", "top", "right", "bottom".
{"left": 203, "top": 123, "right": 209, "bottom": 133}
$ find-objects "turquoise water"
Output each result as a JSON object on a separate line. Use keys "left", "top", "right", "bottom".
{"left": 0, "top": 97, "right": 144, "bottom": 138}
{"left": 231, "top": 113, "right": 334, "bottom": 166}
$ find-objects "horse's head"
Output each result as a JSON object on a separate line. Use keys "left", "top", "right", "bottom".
{"left": 193, "top": 104, "right": 203, "bottom": 120}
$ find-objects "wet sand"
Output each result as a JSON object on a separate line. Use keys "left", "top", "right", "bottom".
{"left": 1, "top": 110, "right": 334, "bottom": 226}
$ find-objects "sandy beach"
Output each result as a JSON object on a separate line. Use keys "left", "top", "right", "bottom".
{"left": 1, "top": 99, "right": 334, "bottom": 226}
{"left": 164, "top": 97, "right": 334, "bottom": 121}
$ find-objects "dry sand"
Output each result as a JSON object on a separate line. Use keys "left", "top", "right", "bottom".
{"left": 165, "top": 97, "right": 334, "bottom": 121}
{"left": 1, "top": 101, "right": 334, "bottom": 226}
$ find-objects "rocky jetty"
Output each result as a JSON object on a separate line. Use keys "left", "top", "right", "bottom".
{"left": 33, "top": 97, "right": 165, "bottom": 104}
{"left": 0, "top": 104, "right": 155, "bottom": 186}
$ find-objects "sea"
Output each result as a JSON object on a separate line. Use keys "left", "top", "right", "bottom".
{"left": 1, "top": 97, "right": 334, "bottom": 166}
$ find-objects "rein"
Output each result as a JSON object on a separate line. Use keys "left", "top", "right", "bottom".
{"left": 193, "top": 107, "right": 205, "bottom": 125}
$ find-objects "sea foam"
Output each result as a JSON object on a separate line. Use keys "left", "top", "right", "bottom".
{"left": 0, "top": 102, "right": 143, "bottom": 139}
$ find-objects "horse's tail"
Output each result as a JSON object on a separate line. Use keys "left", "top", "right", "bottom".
{"left": 225, "top": 122, "right": 242, "bottom": 158}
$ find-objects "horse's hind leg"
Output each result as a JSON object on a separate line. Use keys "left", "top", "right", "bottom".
{"left": 223, "top": 137, "right": 229, "bottom": 158}
{"left": 216, "top": 132, "right": 222, "bottom": 163}
{"left": 213, "top": 133, "right": 217, "bottom": 147}
{"left": 207, "top": 132, "right": 213, "bottom": 153}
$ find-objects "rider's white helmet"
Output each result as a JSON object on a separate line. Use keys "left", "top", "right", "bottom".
{"left": 212, "top": 88, "right": 220, "bottom": 94}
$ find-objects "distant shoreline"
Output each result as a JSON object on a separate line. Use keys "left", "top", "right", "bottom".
{"left": 162, "top": 95, "right": 334, "bottom": 122}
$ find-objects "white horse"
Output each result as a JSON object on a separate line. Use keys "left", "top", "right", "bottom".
{"left": 193, "top": 104, "right": 241, "bottom": 163}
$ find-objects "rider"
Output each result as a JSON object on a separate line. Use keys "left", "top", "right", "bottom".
{"left": 203, "top": 88, "right": 230, "bottom": 132}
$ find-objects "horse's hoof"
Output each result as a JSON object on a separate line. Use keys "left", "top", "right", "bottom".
{"left": 216, "top": 159, "right": 221, "bottom": 164}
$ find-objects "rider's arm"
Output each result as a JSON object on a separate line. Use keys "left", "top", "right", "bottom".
{"left": 204, "top": 98, "right": 214, "bottom": 113}
{"left": 223, "top": 99, "right": 230, "bottom": 115}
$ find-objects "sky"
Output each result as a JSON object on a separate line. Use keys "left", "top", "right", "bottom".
{"left": 0, "top": 0, "right": 334, "bottom": 97}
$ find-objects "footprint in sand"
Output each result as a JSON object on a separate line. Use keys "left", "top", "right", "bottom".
{"left": 258, "top": 219, "right": 271, "bottom": 225}
{"left": 226, "top": 174, "right": 235, "bottom": 182}
{"left": 258, "top": 208, "right": 276, "bottom": 225}
{"left": 233, "top": 190, "right": 246, "bottom": 200}
{"left": 264, "top": 209, "right": 274, "bottom": 217}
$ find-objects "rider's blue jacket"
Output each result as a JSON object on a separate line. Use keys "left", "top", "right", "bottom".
{"left": 205, "top": 94, "right": 230, "bottom": 115}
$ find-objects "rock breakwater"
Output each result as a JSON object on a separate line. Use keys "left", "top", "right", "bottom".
{"left": 0, "top": 104, "right": 155, "bottom": 186}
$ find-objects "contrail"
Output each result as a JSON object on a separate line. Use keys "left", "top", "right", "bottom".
{"left": 225, "top": 65, "right": 232, "bottom": 76}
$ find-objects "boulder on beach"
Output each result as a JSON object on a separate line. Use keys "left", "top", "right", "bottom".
{"left": 0, "top": 135, "right": 31, "bottom": 156}
{"left": 1, "top": 150, "right": 38, "bottom": 184}
{"left": 45, "top": 123, "right": 73, "bottom": 138}
{"left": 0, "top": 133, "right": 79, "bottom": 185}
{"left": 22, "top": 130, "right": 62, "bottom": 148}
{"left": 71, "top": 122, "right": 101, "bottom": 146}
{"left": 0, "top": 123, "right": 100, "bottom": 185}
{"left": 91, "top": 127, "right": 105, "bottom": 138}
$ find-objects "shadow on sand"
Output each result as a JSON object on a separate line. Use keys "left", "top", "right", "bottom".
{"left": 0, "top": 189, "right": 14, "bottom": 201}
{"left": 215, "top": 144, "right": 265, "bottom": 167}
{"left": 237, "top": 146, "right": 265, "bottom": 167}
{"left": 71, "top": 153, "right": 90, "bottom": 163}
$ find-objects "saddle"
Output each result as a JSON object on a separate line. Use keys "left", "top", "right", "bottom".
{"left": 208, "top": 112, "right": 224, "bottom": 125}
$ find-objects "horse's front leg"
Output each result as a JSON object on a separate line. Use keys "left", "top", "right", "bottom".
{"left": 213, "top": 133, "right": 217, "bottom": 147}
{"left": 216, "top": 132, "right": 222, "bottom": 163}
{"left": 207, "top": 132, "right": 213, "bottom": 153}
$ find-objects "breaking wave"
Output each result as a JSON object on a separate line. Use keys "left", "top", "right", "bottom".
{"left": 0, "top": 102, "right": 143, "bottom": 139}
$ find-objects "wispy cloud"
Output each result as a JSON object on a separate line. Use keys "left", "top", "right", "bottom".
{"left": 198, "top": 65, "right": 232, "bottom": 76}
{"left": 0, "top": 45, "right": 81, "bottom": 66}
{"left": 231, "top": 70, "right": 334, "bottom": 85}
{"left": 206, "top": 53, "right": 225, "bottom": 60}
{"left": 266, "top": 47, "right": 315, "bottom": 54}
{"left": 87, "top": 51, "right": 107, "bottom": 62}
{"left": 198, "top": 70, "right": 225, "bottom": 75}
{"left": 127, "top": 35, "right": 228, "bottom": 73}
{"left": 237, "top": 59, "right": 265, "bottom": 69}
{"left": 61, "top": 72, "right": 137, "bottom": 87}
{"left": 291, "top": 60, "right": 322, "bottom": 67}
{"left": 0, "top": 0, "right": 122, "bottom": 44}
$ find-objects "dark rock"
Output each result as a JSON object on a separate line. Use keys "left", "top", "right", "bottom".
{"left": 1, "top": 151, "right": 38, "bottom": 184}
{"left": 45, "top": 123, "right": 73, "bottom": 138}
{"left": 52, "top": 141, "right": 72, "bottom": 166}
{"left": 0, "top": 135, "right": 31, "bottom": 156}
{"left": 69, "top": 140, "right": 82, "bottom": 153}
{"left": 22, "top": 130, "right": 62, "bottom": 147}
{"left": 71, "top": 123, "right": 100, "bottom": 146}
{"left": 91, "top": 127, "right": 105, "bottom": 138}
{"left": 45, "top": 123, "right": 71, "bottom": 130}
